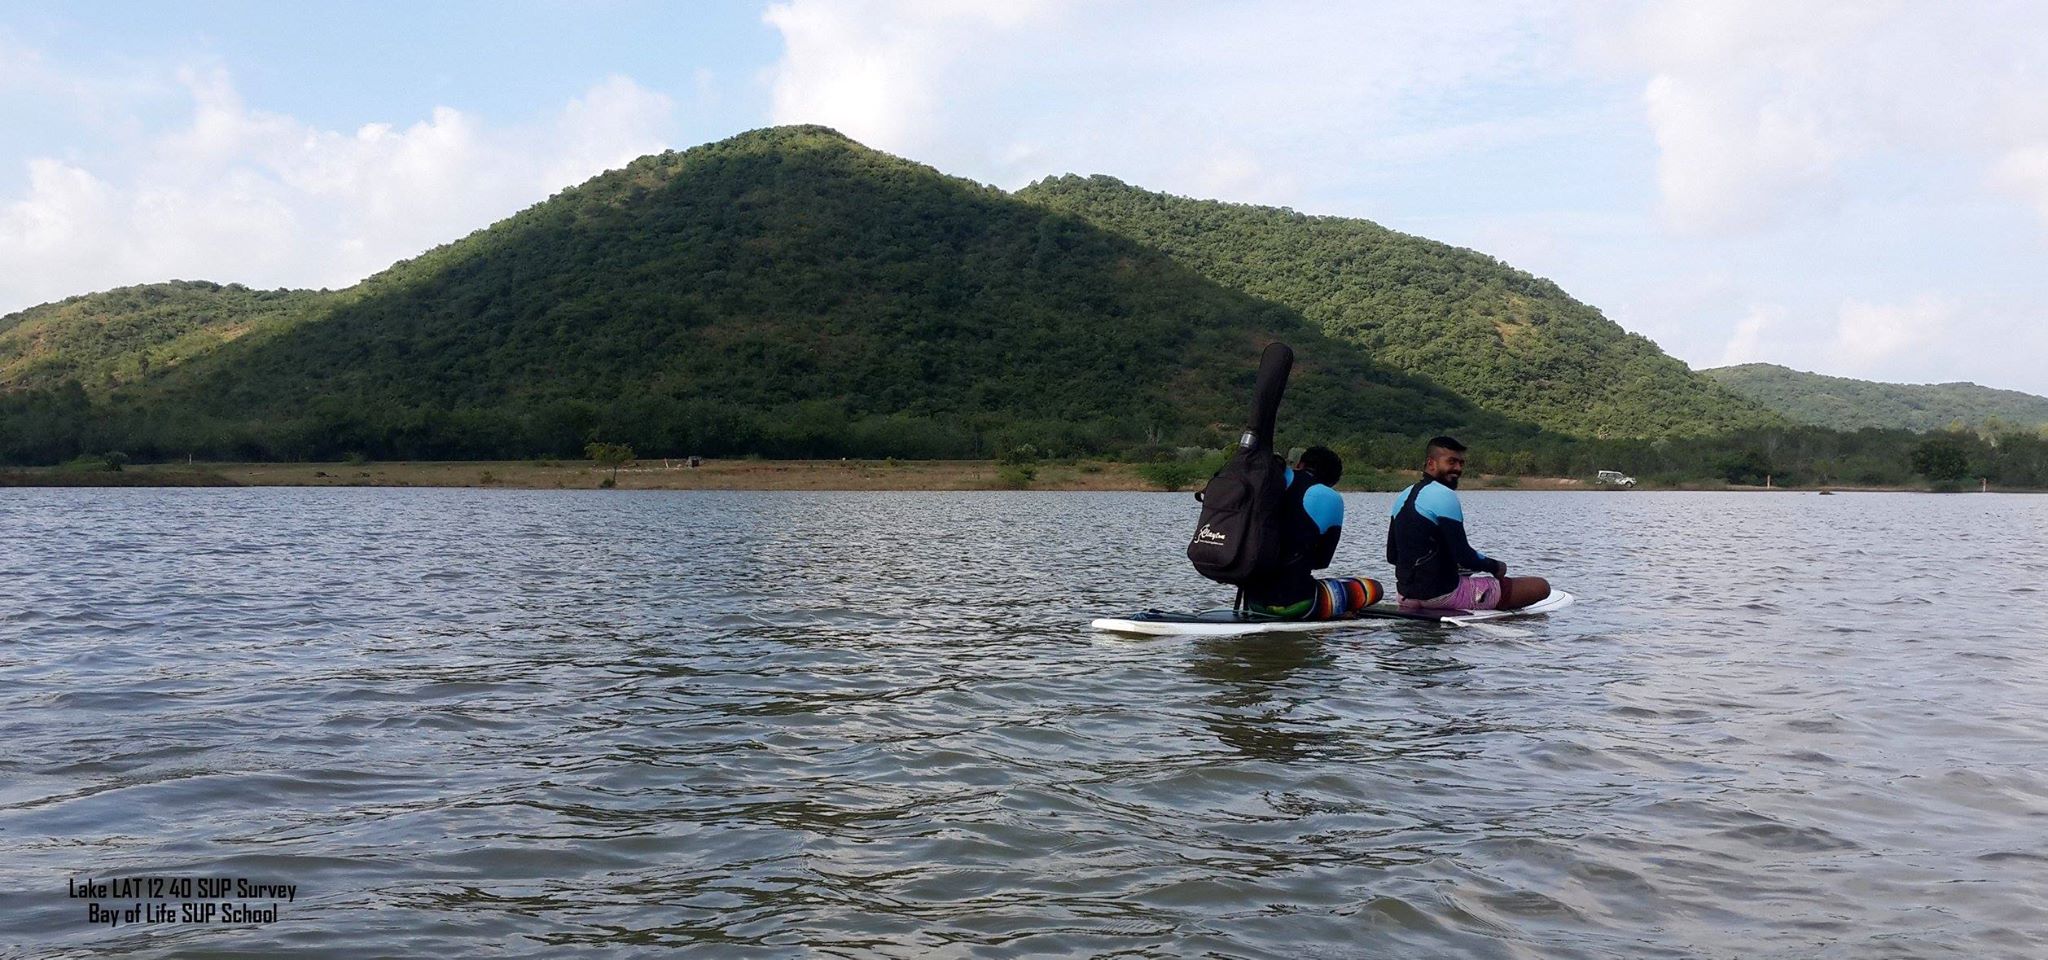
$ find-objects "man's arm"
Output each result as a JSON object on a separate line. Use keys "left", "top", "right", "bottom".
{"left": 1417, "top": 484, "right": 1505, "bottom": 576}
{"left": 1438, "top": 517, "right": 1504, "bottom": 577}
{"left": 1310, "top": 526, "right": 1342, "bottom": 570}
{"left": 1303, "top": 485, "right": 1344, "bottom": 570}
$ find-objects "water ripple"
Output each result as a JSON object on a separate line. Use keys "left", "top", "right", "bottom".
{"left": 2, "top": 488, "right": 2046, "bottom": 958}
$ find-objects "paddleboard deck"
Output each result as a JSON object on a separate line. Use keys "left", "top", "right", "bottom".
{"left": 1091, "top": 590, "right": 1574, "bottom": 636}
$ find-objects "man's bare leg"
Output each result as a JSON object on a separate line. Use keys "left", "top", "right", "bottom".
{"left": 1497, "top": 576, "right": 1551, "bottom": 610}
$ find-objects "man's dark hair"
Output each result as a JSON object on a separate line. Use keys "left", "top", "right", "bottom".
{"left": 1425, "top": 435, "right": 1467, "bottom": 458}
{"left": 1297, "top": 445, "right": 1343, "bottom": 487}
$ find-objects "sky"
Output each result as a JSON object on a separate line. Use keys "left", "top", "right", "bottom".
{"left": 4, "top": 0, "right": 2047, "bottom": 393}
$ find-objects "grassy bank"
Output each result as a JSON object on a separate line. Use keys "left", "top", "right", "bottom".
{"left": 0, "top": 468, "right": 241, "bottom": 487}
{"left": 2, "top": 458, "right": 2010, "bottom": 492}
{"left": 7, "top": 458, "right": 1152, "bottom": 491}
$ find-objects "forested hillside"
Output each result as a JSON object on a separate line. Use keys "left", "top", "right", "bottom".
{"left": 1705, "top": 363, "right": 2048, "bottom": 432}
{"left": 0, "top": 282, "right": 327, "bottom": 392}
{"left": 1018, "top": 175, "right": 1774, "bottom": 438}
{"left": 1, "top": 126, "right": 1524, "bottom": 463}
{"left": 15, "top": 125, "right": 2038, "bottom": 488}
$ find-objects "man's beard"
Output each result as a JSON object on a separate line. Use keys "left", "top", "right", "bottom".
{"left": 1440, "top": 473, "right": 1460, "bottom": 490}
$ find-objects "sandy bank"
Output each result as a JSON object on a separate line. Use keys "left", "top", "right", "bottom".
{"left": 0, "top": 460, "right": 1991, "bottom": 492}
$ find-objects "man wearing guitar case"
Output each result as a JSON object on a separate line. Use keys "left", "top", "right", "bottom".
{"left": 1186, "top": 343, "right": 1382, "bottom": 620}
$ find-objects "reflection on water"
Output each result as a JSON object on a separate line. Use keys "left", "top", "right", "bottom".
{"left": 2, "top": 488, "right": 2046, "bottom": 958}
{"left": 1188, "top": 634, "right": 1345, "bottom": 762}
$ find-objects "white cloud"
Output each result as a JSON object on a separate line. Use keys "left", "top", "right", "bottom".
{"left": 1701, "top": 293, "right": 2021, "bottom": 387}
{"left": 1992, "top": 143, "right": 2048, "bottom": 226}
{"left": 546, "top": 74, "right": 683, "bottom": 191}
{"left": 1826, "top": 295, "right": 1954, "bottom": 378}
{"left": 1606, "top": 0, "right": 2048, "bottom": 233}
{"left": 1718, "top": 305, "right": 1785, "bottom": 367}
{"left": 760, "top": 0, "right": 1590, "bottom": 202}
{"left": 1641, "top": 72, "right": 1840, "bottom": 232}
{"left": 0, "top": 61, "right": 676, "bottom": 316}
{"left": 762, "top": 0, "right": 1063, "bottom": 157}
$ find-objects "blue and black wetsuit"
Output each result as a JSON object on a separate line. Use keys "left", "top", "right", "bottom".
{"left": 1385, "top": 476, "right": 1504, "bottom": 600}
{"left": 1240, "top": 467, "right": 1346, "bottom": 616}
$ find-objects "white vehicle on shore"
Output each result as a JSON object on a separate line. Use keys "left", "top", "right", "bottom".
{"left": 1596, "top": 469, "right": 1637, "bottom": 488}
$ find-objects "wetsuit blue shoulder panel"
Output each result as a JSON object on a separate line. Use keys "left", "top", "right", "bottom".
{"left": 1388, "top": 480, "right": 1459, "bottom": 520}
{"left": 1301, "top": 484, "right": 1343, "bottom": 534}
{"left": 1412, "top": 482, "right": 1463, "bottom": 523}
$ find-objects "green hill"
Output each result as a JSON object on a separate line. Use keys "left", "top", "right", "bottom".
{"left": 1704, "top": 363, "right": 2048, "bottom": 433}
{"left": 1, "top": 126, "right": 1526, "bottom": 464}
{"left": 1017, "top": 175, "right": 1774, "bottom": 438}
{"left": 0, "top": 281, "right": 327, "bottom": 392}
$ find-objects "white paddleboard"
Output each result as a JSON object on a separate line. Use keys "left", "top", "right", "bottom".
{"left": 1091, "top": 590, "right": 1574, "bottom": 637}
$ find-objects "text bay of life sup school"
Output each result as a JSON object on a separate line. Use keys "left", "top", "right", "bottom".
{"left": 69, "top": 877, "right": 298, "bottom": 901}
{"left": 88, "top": 900, "right": 279, "bottom": 926}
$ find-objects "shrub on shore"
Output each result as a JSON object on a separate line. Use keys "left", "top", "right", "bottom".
{"left": 1137, "top": 460, "right": 1201, "bottom": 491}
{"left": 997, "top": 465, "right": 1035, "bottom": 489}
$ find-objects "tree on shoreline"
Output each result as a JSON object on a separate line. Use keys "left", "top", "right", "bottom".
{"left": 585, "top": 441, "right": 634, "bottom": 486}
{"left": 1910, "top": 437, "right": 1970, "bottom": 482}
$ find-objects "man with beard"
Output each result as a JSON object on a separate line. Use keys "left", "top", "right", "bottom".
{"left": 1385, "top": 435, "right": 1550, "bottom": 611}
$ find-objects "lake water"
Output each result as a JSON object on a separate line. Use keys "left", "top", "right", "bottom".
{"left": 2, "top": 488, "right": 2045, "bottom": 958}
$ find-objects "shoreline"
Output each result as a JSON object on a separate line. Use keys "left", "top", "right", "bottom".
{"left": 0, "top": 459, "right": 2021, "bottom": 493}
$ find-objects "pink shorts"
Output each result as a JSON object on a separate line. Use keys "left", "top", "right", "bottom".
{"left": 1399, "top": 574, "right": 1501, "bottom": 612}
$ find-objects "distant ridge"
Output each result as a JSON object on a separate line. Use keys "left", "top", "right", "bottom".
{"left": 4, "top": 125, "right": 1826, "bottom": 467}
{"left": 0, "top": 281, "right": 326, "bottom": 391}
{"left": 1018, "top": 174, "right": 1775, "bottom": 438}
{"left": 1704, "top": 363, "right": 2048, "bottom": 432}
{"left": 0, "top": 126, "right": 1529, "bottom": 463}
